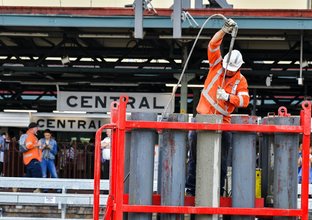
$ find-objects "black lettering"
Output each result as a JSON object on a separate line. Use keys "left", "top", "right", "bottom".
{"left": 78, "top": 120, "right": 86, "bottom": 129}
{"left": 81, "top": 96, "right": 92, "bottom": 108}
{"left": 67, "top": 96, "right": 78, "bottom": 107}
{"left": 95, "top": 96, "right": 106, "bottom": 108}
{"left": 110, "top": 96, "right": 119, "bottom": 102}
{"left": 139, "top": 97, "right": 150, "bottom": 109}
{"left": 127, "top": 97, "right": 135, "bottom": 109}
{"left": 153, "top": 97, "right": 165, "bottom": 109}
{"left": 37, "top": 119, "right": 45, "bottom": 128}
{"left": 68, "top": 120, "right": 75, "bottom": 129}
{"left": 98, "top": 120, "right": 102, "bottom": 128}
{"left": 47, "top": 119, "right": 55, "bottom": 128}
{"left": 57, "top": 120, "right": 66, "bottom": 128}
{"left": 88, "top": 120, "right": 96, "bottom": 129}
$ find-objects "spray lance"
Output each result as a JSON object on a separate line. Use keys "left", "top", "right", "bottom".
{"left": 161, "top": 14, "right": 238, "bottom": 119}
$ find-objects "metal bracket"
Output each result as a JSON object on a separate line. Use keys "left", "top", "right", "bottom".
{"left": 278, "top": 106, "right": 291, "bottom": 117}
{"left": 182, "top": 11, "right": 199, "bottom": 28}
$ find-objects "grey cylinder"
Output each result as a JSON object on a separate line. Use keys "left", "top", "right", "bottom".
{"left": 273, "top": 117, "right": 299, "bottom": 220}
{"left": 232, "top": 115, "right": 258, "bottom": 220}
{"left": 260, "top": 117, "right": 275, "bottom": 207}
{"left": 160, "top": 114, "right": 188, "bottom": 220}
{"left": 129, "top": 112, "right": 157, "bottom": 220}
{"left": 195, "top": 114, "right": 222, "bottom": 220}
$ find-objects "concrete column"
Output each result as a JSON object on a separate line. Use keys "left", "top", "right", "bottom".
{"left": 260, "top": 117, "right": 275, "bottom": 207}
{"left": 129, "top": 112, "right": 157, "bottom": 220}
{"left": 231, "top": 115, "right": 258, "bottom": 220}
{"left": 273, "top": 117, "right": 299, "bottom": 220}
{"left": 157, "top": 132, "right": 164, "bottom": 194}
{"left": 160, "top": 114, "right": 188, "bottom": 220}
{"left": 195, "top": 114, "right": 222, "bottom": 220}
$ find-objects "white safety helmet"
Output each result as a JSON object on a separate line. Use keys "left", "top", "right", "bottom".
{"left": 222, "top": 49, "right": 244, "bottom": 72}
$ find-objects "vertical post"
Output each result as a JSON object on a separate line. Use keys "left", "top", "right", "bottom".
{"left": 157, "top": 132, "right": 164, "bottom": 194}
{"left": 173, "top": 0, "right": 182, "bottom": 39}
{"left": 273, "top": 116, "right": 299, "bottom": 220}
{"left": 195, "top": 114, "right": 222, "bottom": 220}
{"left": 231, "top": 115, "right": 258, "bottom": 220}
{"left": 129, "top": 112, "right": 157, "bottom": 220}
{"left": 160, "top": 114, "right": 188, "bottom": 220}
{"left": 260, "top": 117, "right": 275, "bottom": 207}
{"left": 134, "top": 0, "right": 143, "bottom": 39}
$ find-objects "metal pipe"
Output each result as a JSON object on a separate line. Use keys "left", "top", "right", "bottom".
{"left": 232, "top": 115, "right": 258, "bottom": 220}
{"left": 160, "top": 114, "right": 188, "bottom": 220}
{"left": 129, "top": 112, "right": 157, "bottom": 220}
{"left": 273, "top": 116, "right": 299, "bottom": 220}
{"left": 195, "top": 114, "right": 222, "bottom": 220}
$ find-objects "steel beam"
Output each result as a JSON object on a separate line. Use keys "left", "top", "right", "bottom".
{"left": 134, "top": 0, "right": 143, "bottom": 39}
{"left": 173, "top": 0, "right": 182, "bottom": 38}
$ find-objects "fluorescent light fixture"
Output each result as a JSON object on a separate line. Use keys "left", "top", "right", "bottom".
{"left": 0, "top": 32, "right": 49, "bottom": 37}
{"left": 159, "top": 35, "right": 211, "bottom": 40}
{"left": 90, "top": 83, "right": 139, "bottom": 86}
{"left": 4, "top": 109, "right": 37, "bottom": 113}
{"left": 249, "top": 85, "right": 291, "bottom": 89}
{"left": 236, "top": 36, "right": 286, "bottom": 41}
{"left": 79, "top": 34, "right": 131, "bottom": 39}
{"left": 166, "top": 84, "right": 204, "bottom": 88}
{"left": 21, "top": 82, "right": 68, "bottom": 85}
{"left": 53, "top": 111, "right": 87, "bottom": 114}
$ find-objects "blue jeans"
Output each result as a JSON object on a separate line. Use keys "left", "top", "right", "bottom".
{"left": 41, "top": 158, "right": 58, "bottom": 178}
{"left": 26, "top": 159, "right": 42, "bottom": 178}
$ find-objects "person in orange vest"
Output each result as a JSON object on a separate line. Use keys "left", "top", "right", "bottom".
{"left": 23, "top": 122, "right": 43, "bottom": 178}
{"left": 186, "top": 18, "right": 250, "bottom": 196}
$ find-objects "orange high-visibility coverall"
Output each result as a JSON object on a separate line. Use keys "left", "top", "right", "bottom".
{"left": 196, "top": 38, "right": 250, "bottom": 123}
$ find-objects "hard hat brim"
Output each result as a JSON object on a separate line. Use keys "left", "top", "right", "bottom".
{"left": 222, "top": 62, "right": 241, "bottom": 72}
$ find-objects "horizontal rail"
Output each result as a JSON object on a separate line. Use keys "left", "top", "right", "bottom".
{"left": 122, "top": 205, "right": 302, "bottom": 216}
{"left": 0, "top": 192, "right": 108, "bottom": 206}
{"left": 126, "top": 121, "right": 303, "bottom": 133}
{"left": 0, "top": 177, "right": 108, "bottom": 190}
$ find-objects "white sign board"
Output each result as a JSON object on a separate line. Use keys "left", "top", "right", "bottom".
{"left": 31, "top": 115, "right": 110, "bottom": 132}
{"left": 57, "top": 92, "right": 174, "bottom": 113}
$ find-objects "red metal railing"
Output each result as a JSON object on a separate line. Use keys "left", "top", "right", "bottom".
{"left": 93, "top": 96, "right": 311, "bottom": 220}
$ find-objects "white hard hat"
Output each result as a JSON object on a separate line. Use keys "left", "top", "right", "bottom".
{"left": 223, "top": 49, "right": 244, "bottom": 72}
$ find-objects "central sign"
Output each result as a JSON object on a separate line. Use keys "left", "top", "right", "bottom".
{"left": 57, "top": 92, "right": 174, "bottom": 113}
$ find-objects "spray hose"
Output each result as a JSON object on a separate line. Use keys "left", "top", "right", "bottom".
{"left": 161, "top": 13, "right": 238, "bottom": 119}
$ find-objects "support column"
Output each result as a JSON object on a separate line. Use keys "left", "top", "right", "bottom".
{"left": 232, "top": 116, "right": 258, "bottom": 220}
{"left": 134, "top": 0, "right": 143, "bottom": 39}
{"left": 195, "top": 114, "right": 222, "bottom": 220}
{"left": 273, "top": 117, "right": 299, "bottom": 220}
{"left": 129, "top": 112, "right": 157, "bottom": 220}
{"left": 160, "top": 114, "right": 188, "bottom": 220}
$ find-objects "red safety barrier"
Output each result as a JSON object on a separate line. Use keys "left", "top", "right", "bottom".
{"left": 93, "top": 96, "right": 311, "bottom": 220}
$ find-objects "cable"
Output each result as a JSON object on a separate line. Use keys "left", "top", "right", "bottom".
{"left": 161, "top": 14, "right": 228, "bottom": 119}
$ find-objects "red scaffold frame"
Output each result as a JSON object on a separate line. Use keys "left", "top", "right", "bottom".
{"left": 93, "top": 96, "right": 311, "bottom": 220}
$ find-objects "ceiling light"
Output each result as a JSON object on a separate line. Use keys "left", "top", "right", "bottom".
{"left": 53, "top": 111, "right": 87, "bottom": 114}
{"left": 4, "top": 109, "right": 37, "bottom": 113}
{"left": 165, "top": 84, "right": 204, "bottom": 88}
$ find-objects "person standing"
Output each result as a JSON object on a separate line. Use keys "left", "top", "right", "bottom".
{"left": 23, "top": 122, "right": 42, "bottom": 178}
{"left": 186, "top": 18, "right": 250, "bottom": 196}
{"left": 101, "top": 129, "right": 111, "bottom": 179}
{"left": 39, "top": 129, "right": 58, "bottom": 179}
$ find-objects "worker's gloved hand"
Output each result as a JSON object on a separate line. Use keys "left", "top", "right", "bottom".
{"left": 222, "top": 18, "right": 237, "bottom": 34}
{"left": 217, "top": 88, "right": 230, "bottom": 101}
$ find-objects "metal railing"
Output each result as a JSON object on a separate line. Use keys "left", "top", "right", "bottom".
{"left": 1, "top": 142, "right": 97, "bottom": 179}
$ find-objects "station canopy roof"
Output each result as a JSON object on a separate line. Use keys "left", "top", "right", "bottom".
{"left": 0, "top": 7, "right": 312, "bottom": 116}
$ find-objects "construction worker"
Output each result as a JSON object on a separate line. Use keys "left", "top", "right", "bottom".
{"left": 186, "top": 18, "right": 250, "bottom": 196}
{"left": 23, "top": 122, "right": 42, "bottom": 179}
